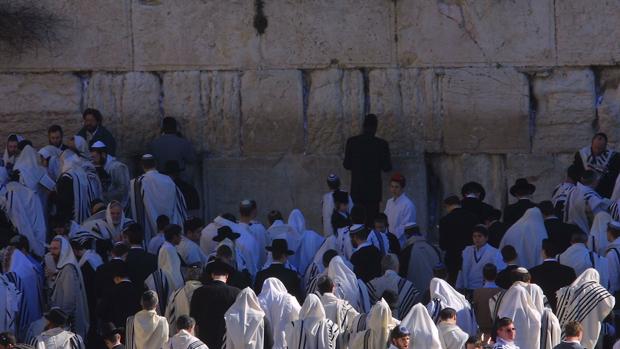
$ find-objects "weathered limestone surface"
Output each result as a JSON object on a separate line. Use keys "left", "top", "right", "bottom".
{"left": 531, "top": 69, "right": 596, "bottom": 153}
{"left": 0, "top": 0, "right": 131, "bottom": 72}
{"left": 598, "top": 69, "right": 620, "bottom": 145}
{"left": 162, "top": 71, "right": 205, "bottom": 151}
{"left": 203, "top": 71, "right": 242, "bottom": 157}
{"left": 397, "top": 0, "right": 555, "bottom": 67}
{"left": 441, "top": 68, "right": 530, "bottom": 154}
{"left": 505, "top": 153, "right": 574, "bottom": 204}
{"left": 400, "top": 69, "right": 440, "bottom": 153}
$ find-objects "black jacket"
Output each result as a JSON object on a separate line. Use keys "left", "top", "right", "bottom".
{"left": 254, "top": 263, "right": 303, "bottom": 303}
{"left": 573, "top": 150, "right": 620, "bottom": 198}
{"left": 496, "top": 264, "right": 519, "bottom": 290}
{"left": 488, "top": 221, "right": 508, "bottom": 248}
{"left": 343, "top": 133, "right": 392, "bottom": 203}
{"left": 461, "top": 197, "right": 495, "bottom": 224}
{"left": 350, "top": 244, "right": 382, "bottom": 282}
{"left": 331, "top": 210, "right": 351, "bottom": 233}
{"left": 529, "top": 260, "right": 576, "bottom": 312}
{"left": 125, "top": 247, "right": 157, "bottom": 291}
{"left": 438, "top": 208, "right": 478, "bottom": 272}
{"left": 78, "top": 125, "right": 117, "bottom": 156}
{"left": 503, "top": 199, "right": 536, "bottom": 227}
{"left": 544, "top": 218, "right": 582, "bottom": 254}
{"left": 191, "top": 280, "right": 240, "bottom": 349}
{"left": 97, "top": 280, "right": 142, "bottom": 328}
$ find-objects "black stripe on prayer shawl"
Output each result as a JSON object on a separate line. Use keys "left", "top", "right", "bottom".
{"left": 363, "top": 329, "right": 371, "bottom": 349}
{"left": 568, "top": 286, "right": 611, "bottom": 324}
{"left": 174, "top": 186, "right": 188, "bottom": 220}
{"left": 366, "top": 281, "right": 378, "bottom": 302}
{"left": 356, "top": 313, "right": 367, "bottom": 332}
{"left": 133, "top": 176, "right": 146, "bottom": 240}
{"left": 540, "top": 312, "right": 549, "bottom": 349}
{"left": 69, "top": 334, "right": 85, "bottom": 349}
{"left": 5, "top": 272, "right": 26, "bottom": 337}
{"left": 188, "top": 339, "right": 206, "bottom": 349}
{"left": 430, "top": 298, "right": 442, "bottom": 323}
{"left": 151, "top": 270, "right": 170, "bottom": 315}
{"left": 298, "top": 320, "right": 305, "bottom": 349}
{"left": 612, "top": 202, "right": 620, "bottom": 221}
{"left": 491, "top": 290, "right": 506, "bottom": 321}
{"left": 126, "top": 316, "right": 135, "bottom": 349}
{"left": 398, "top": 280, "right": 420, "bottom": 320}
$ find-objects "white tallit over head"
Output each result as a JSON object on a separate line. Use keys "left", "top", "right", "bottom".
{"left": 555, "top": 268, "right": 615, "bottom": 349}
{"left": 400, "top": 303, "right": 442, "bottom": 349}
{"left": 258, "top": 278, "right": 301, "bottom": 349}
{"left": 38, "top": 145, "right": 62, "bottom": 180}
{"left": 349, "top": 299, "right": 395, "bottom": 349}
{"left": 72, "top": 135, "right": 91, "bottom": 161}
{"left": 288, "top": 209, "right": 325, "bottom": 276}
{"left": 589, "top": 211, "right": 612, "bottom": 255}
{"left": 59, "top": 150, "right": 91, "bottom": 223}
{"left": 285, "top": 294, "right": 338, "bottom": 349}
{"left": 540, "top": 307, "right": 561, "bottom": 349}
{"left": 268, "top": 219, "right": 302, "bottom": 261}
{"left": 1, "top": 181, "right": 46, "bottom": 257}
{"left": 500, "top": 207, "right": 548, "bottom": 268}
{"left": 54, "top": 235, "right": 79, "bottom": 270}
{"left": 104, "top": 200, "right": 132, "bottom": 241}
{"left": 426, "top": 278, "right": 477, "bottom": 336}
{"left": 225, "top": 287, "right": 265, "bottom": 349}
{"left": 129, "top": 309, "right": 169, "bottom": 349}
{"left": 495, "top": 282, "right": 542, "bottom": 349}
{"left": 14, "top": 145, "right": 50, "bottom": 190}
{"left": 200, "top": 215, "right": 237, "bottom": 256}
{"left": 327, "top": 256, "right": 370, "bottom": 312}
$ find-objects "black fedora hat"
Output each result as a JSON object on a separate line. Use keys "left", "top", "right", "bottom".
{"left": 44, "top": 307, "right": 68, "bottom": 326}
{"left": 266, "top": 238, "right": 294, "bottom": 255}
{"left": 100, "top": 322, "right": 124, "bottom": 338}
{"left": 461, "top": 181, "right": 486, "bottom": 200}
{"left": 212, "top": 226, "right": 241, "bottom": 242}
{"left": 509, "top": 178, "right": 536, "bottom": 197}
{"left": 204, "top": 257, "right": 235, "bottom": 275}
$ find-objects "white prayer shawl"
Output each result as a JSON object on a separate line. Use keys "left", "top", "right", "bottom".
{"left": 130, "top": 169, "right": 188, "bottom": 243}
{"left": 158, "top": 241, "right": 185, "bottom": 290}
{"left": 385, "top": 193, "right": 416, "bottom": 241}
{"left": 493, "top": 282, "right": 541, "bottom": 349}
{"left": 320, "top": 292, "right": 359, "bottom": 349}
{"left": 14, "top": 145, "right": 55, "bottom": 196}
{"left": 456, "top": 243, "right": 506, "bottom": 289}
{"left": 199, "top": 216, "right": 237, "bottom": 256}
{"left": 224, "top": 288, "right": 265, "bottom": 349}
{"left": 34, "top": 327, "right": 85, "bottom": 349}
{"left": 25, "top": 317, "right": 46, "bottom": 347}
{"left": 400, "top": 303, "right": 442, "bottom": 349}
{"left": 327, "top": 256, "right": 371, "bottom": 313}
{"left": 50, "top": 236, "right": 89, "bottom": 339}
{"left": 580, "top": 146, "right": 616, "bottom": 176}
{"left": 540, "top": 308, "right": 561, "bottom": 349}
{"left": 321, "top": 191, "right": 353, "bottom": 236}
{"left": 240, "top": 221, "right": 268, "bottom": 268}
{"left": 258, "top": 278, "right": 301, "bottom": 349}
{"left": 105, "top": 201, "right": 134, "bottom": 240}
{"left": 288, "top": 209, "right": 326, "bottom": 276}
{"left": 303, "top": 237, "right": 336, "bottom": 294}
{"left": 126, "top": 309, "right": 169, "bottom": 349}
{"left": 368, "top": 229, "right": 391, "bottom": 255}
{"left": 77, "top": 250, "right": 103, "bottom": 270}
{"left": 558, "top": 243, "right": 609, "bottom": 289}
{"left": 285, "top": 294, "right": 339, "bottom": 349}
{"left": 233, "top": 224, "right": 260, "bottom": 277}
{"left": 145, "top": 269, "right": 173, "bottom": 316}
{"left": 0, "top": 181, "right": 46, "bottom": 257}
{"left": 367, "top": 270, "right": 420, "bottom": 320}
{"left": 38, "top": 145, "right": 62, "bottom": 181}
{"left": 101, "top": 155, "right": 131, "bottom": 207}
{"left": 555, "top": 269, "right": 615, "bottom": 349}
{"left": 0, "top": 273, "right": 20, "bottom": 334}
{"left": 426, "top": 278, "right": 478, "bottom": 336}
{"left": 589, "top": 211, "right": 612, "bottom": 255}
{"left": 148, "top": 234, "right": 165, "bottom": 255}
{"left": 551, "top": 182, "right": 575, "bottom": 208}
{"left": 499, "top": 207, "right": 548, "bottom": 269}
{"left": 404, "top": 235, "right": 441, "bottom": 295}
{"left": 349, "top": 299, "right": 395, "bottom": 349}
{"left": 176, "top": 237, "right": 208, "bottom": 267}
{"left": 334, "top": 226, "right": 354, "bottom": 260}
{"left": 59, "top": 151, "right": 92, "bottom": 224}
{"left": 437, "top": 322, "right": 468, "bottom": 349}
{"left": 166, "top": 329, "right": 207, "bottom": 349}
{"left": 165, "top": 280, "right": 202, "bottom": 335}
{"left": 564, "top": 182, "right": 610, "bottom": 234}
{"left": 606, "top": 238, "right": 620, "bottom": 293}
{"left": 267, "top": 220, "right": 302, "bottom": 267}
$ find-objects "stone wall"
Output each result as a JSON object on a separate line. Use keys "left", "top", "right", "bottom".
{"left": 1, "top": 0, "right": 619, "bottom": 237}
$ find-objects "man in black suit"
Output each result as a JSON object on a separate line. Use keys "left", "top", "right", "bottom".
{"left": 343, "top": 114, "right": 392, "bottom": 225}
{"left": 349, "top": 224, "right": 382, "bottom": 282}
{"left": 495, "top": 245, "right": 520, "bottom": 289}
{"left": 461, "top": 181, "right": 495, "bottom": 224}
{"left": 97, "top": 260, "right": 142, "bottom": 329}
{"left": 254, "top": 239, "right": 303, "bottom": 303}
{"left": 331, "top": 190, "right": 352, "bottom": 233}
{"left": 504, "top": 178, "right": 537, "bottom": 226}
{"left": 539, "top": 200, "right": 582, "bottom": 254}
{"left": 529, "top": 239, "right": 576, "bottom": 312}
{"left": 573, "top": 132, "right": 620, "bottom": 198}
{"left": 122, "top": 223, "right": 157, "bottom": 291}
{"left": 191, "top": 258, "right": 240, "bottom": 349}
{"left": 553, "top": 321, "right": 585, "bottom": 349}
{"left": 95, "top": 242, "right": 129, "bottom": 302}
{"left": 484, "top": 209, "right": 508, "bottom": 248}
{"left": 438, "top": 195, "right": 478, "bottom": 284}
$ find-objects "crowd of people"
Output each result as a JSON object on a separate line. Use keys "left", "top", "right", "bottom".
{"left": 0, "top": 111, "right": 618, "bottom": 349}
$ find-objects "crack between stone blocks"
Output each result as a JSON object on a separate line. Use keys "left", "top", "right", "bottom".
{"left": 129, "top": 0, "right": 135, "bottom": 71}
{"left": 591, "top": 66, "right": 603, "bottom": 132}
{"left": 153, "top": 71, "right": 164, "bottom": 121}
{"left": 361, "top": 68, "right": 370, "bottom": 115}
{"left": 73, "top": 71, "right": 91, "bottom": 112}
{"left": 301, "top": 69, "right": 311, "bottom": 154}
{"left": 238, "top": 71, "right": 245, "bottom": 157}
{"left": 525, "top": 72, "right": 538, "bottom": 153}
{"left": 552, "top": 0, "right": 558, "bottom": 66}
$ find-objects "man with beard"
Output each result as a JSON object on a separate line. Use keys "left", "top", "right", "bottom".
{"left": 90, "top": 141, "right": 130, "bottom": 207}
{"left": 77, "top": 108, "right": 117, "bottom": 155}
{"left": 48, "top": 125, "right": 68, "bottom": 151}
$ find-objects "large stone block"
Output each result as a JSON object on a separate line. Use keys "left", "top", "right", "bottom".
{"left": 307, "top": 69, "right": 346, "bottom": 155}
{"left": 441, "top": 68, "right": 530, "bottom": 154}
{"left": 392, "top": 155, "right": 429, "bottom": 236}
{"left": 132, "top": 0, "right": 258, "bottom": 70}
{"left": 203, "top": 71, "right": 242, "bottom": 157}
{"left": 240, "top": 70, "right": 304, "bottom": 155}
{"left": 0, "top": 0, "right": 131, "bottom": 71}
{"left": 505, "top": 153, "right": 574, "bottom": 205}
{"left": 162, "top": 71, "right": 205, "bottom": 151}
{"left": 532, "top": 69, "right": 596, "bottom": 153}
{"left": 400, "top": 69, "right": 441, "bottom": 152}
{"left": 397, "top": 0, "right": 555, "bottom": 67}
{"left": 597, "top": 69, "right": 620, "bottom": 146}
{"left": 85, "top": 73, "right": 127, "bottom": 145}
{"left": 261, "top": 0, "right": 394, "bottom": 68}
{"left": 556, "top": 1, "right": 620, "bottom": 65}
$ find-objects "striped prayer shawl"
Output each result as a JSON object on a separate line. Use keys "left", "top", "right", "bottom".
{"left": 580, "top": 147, "right": 615, "bottom": 175}
{"left": 366, "top": 277, "right": 420, "bottom": 320}
{"left": 287, "top": 319, "right": 338, "bottom": 349}
{"left": 5, "top": 272, "right": 26, "bottom": 339}
{"left": 125, "top": 315, "right": 135, "bottom": 349}
{"left": 145, "top": 269, "right": 172, "bottom": 315}
{"left": 551, "top": 182, "right": 575, "bottom": 207}
{"left": 556, "top": 280, "right": 612, "bottom": 328}
{"left": 131, "top": 176, "right": 147, "bottom": 241}
{"left": 611, "top": 201, "right": 620, "bottom": 221}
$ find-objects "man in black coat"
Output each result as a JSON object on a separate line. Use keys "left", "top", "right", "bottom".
{"left": 438, "top": 195, "right": 478, "bottom": 284}
{"left": 349, "top": 224, "right": 382, "bottom": 282}
{"left": 343, "top": 114, "right": 392, "bottom": 225}
{"left": 573, "top": 132, "right": 620, "bottom": 198}
{"left": 460, "top": 181, "right": 495, "bottom": 224}
{"left": 97, "top": 261, "right": 142, "bottom": 329}
{"left": 191, "top": 258, "right": 240, "bottom": 349}
{"left": 504, "top": 178, "right": 537, "bottom": 227}
{"left": 77, "top": 108, "right": 117, "bottom": 155}
{"left": 484, "top": 209, "right": 508, "bottom": 248}
{"left": 529, "top": 239, "right": 576, "bottom": 312}
{"left": 539, "top": 200, "right": 582, "bottom": 254}
{"left": 122, "top": 223, "right": 157, "bottom": 292}
{"left": 495, "top": 245, "right": 520, "bottom": 289}
{"left": 254, "top": 239, "right": 303, "bottom": 303}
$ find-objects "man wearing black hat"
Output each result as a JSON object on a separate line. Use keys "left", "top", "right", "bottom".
{"left": 389, "top": 325, "right": 410, "bottom": 349}
{"left": 504, "top": 178, "right": 537, "bottom": 227}
{"left": 343, "top": 114, "right": 393, "bottom": 225}
{"left": 254, "top": 239, "right": 303, "bottom": 302}
{"left": 33, "top": 307, "right": 85, "bottom": 349}
{"left": 190, "top": 258, "right": 240, "bottom": 349}
{"left": 461, "top": 181, "right": 495, "bottom": 224}
{"left": 349, "top": 224, "right": 382, "bottom": 282}
{"left": 322, "top": 174, "right": 352, "bottom": 236}
{"left": 101, "top": 323, "right": 124, "bottom": 349}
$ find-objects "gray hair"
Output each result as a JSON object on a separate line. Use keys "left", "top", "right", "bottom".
{"left": 381, "top": 253, "right": 399, "bottom": 273}
{"left": 141, "top": 290, "right": 158, "bottom": 310}
{"left": 176, "top": 315, "right": 196, "bottom": 331}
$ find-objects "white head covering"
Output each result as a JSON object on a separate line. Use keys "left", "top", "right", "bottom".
{"left": 400, "top": 303, "right": 441, "bottom": 349}
{"left": 288, "top": 208, "right": 325, "bottom": 276}
{"left": 349, "top": 299, "right": 395, "bottom": 349}
{"left": 589, "top": 211, "right": 612, "bottom": 255}
{"left": 225, "top": 288, "right": 265, "bottom": 349}
{"left": 52, "top": 235, "right": 79, "bottom": 270}
{"left": 327, "top": 256, "right": 370, "bottom": 312}
{"left": 427, "top": 278, "right": 477, "bottom": 336}
{"left": 38, "top": 145, "right": 61, "bottom": 160}
{"left": 105, "top": 200, "right": 130, "bottom": 241}
{"left": 14, "top": 145, "right": 47, "bottom": 190}
{"left": 286, "top": 294, "right": 338, "bottom": 349}
{"left": 258, "top": 278, "right": 301, "bottom": 349}
{"left": 500, "top": 207, "right": 548, "bottom": 268}
{"left": 268, "top": 220, "right": 302, "bottom": 257}
{"left": 288, "top": 209, "right": 307, "bottom": 236}
{"left": 72, "top": 135, "right": 91, "bottom": 161}
{"left": 496, "top": 282, "right": 542, "bottom": 349}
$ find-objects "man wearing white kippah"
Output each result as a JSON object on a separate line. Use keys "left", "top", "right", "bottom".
{"left": 90, "top": 141, "right": 130, "bottom": 207}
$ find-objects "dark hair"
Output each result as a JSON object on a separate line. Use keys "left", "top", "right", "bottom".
{"left": 541, "top": 239, "right": 557, "bottom": 257}
{"left": 82, "top": 108, "right": 103, "bottom": 123}
{"left": 111, "top": 243, "right": 129, "bottom": 258}
{"left": 268, "top": 210, "right": 283, "bottom": 226}
{"left": 185, "top": 217, "right": 204, "bottom": 233}
{"left": 609, "top": 223, "right": 620, "bottom": 239}
{"left": 571, "top": 230, "right": 588, "bottom": 244}
{"left": 472, "top": 224, "right": 489, "bottom": 238}
{"left": 439, "top": 307, "right": 457, "bottom": 321}
{"left": 483, "top": 263, "right": 497, "bottom": 281}
{"left": 156, "top": 215, "right": 170, "bottom": 231}
{"left": 443, "top": 195, "right": 461, "bottom": 206}
{"left": 48, "top": 124, "right": 63, "bottom": 135}
{"left": 17, "top": 139, "right": 32, "bottom": 150}
{"left": 272, "top": 249, "right": 286, "bottom": 261}
{"left": 239, "top": 204, "right": 253, "bottom": 217}
{"left": 581, "top": 170, "right": 600, "bottom": 186}
{"left": 0, "top": 332, "right": 16, "bottom": 346}
{"left": 8, "top": 169, "right": 19, "bottom": 182}
{"left": 141, "top": 157, "right": 156, "bottom": 170}
{"left": 164, "top": 224, "right": 182, "bottom": 242}
{"left": 216, "top": 244, "right": 234, "bottom": 259}
{"left": 538, "top": 200, "right": 554, "bottom": 216}
{"left": 351, "top": 226, "right": 370, "bottom": 240}
{"left": 592, "top": 132, "right": 608, "bottom": 143}
{"left": 124, "top": 223, "right": 144, "bottom": 245}
{"left": 9, "top": 235, "right": 29, "bottom": 251}
{"left": 162, "top": 117, "right": 178, "bottom": 133}
{"left": 317, "top": 275, "right": 334, "bottom": 295}
{"left": 363, "top": 114, "right": 378, "bottom": 135}
{"left": 176, "top": 315, "right": 195, "bottom": 331}
{"left": 327, "top": 177, "right": 341, "bottom": 191}
{"left": 433, "top": 264, "right": 448, "bottom": 280}
{"left": 350, "top": 205, "right": 366, "bottom": 224}
{"left": 221, "top": 213, "right": 237, "bottom": 223}
{"left": 141, "top": 290, "right": 158, "bottom": 310}
{"left": 374, "top": 213, "right": 388, "bottom": 225}
{"left": 567, "top": 164, "right": 580, "bottom": 182}
{"left": 110, "top": 261, "right": 129, "bottom": 279}
{"left": 485, "top": 208, "right": 502, "bottom": 222}
{"left": 501, "top": 245, "right": 518, "bottom": 262}
{"left": 495, "top": 317, "right": 513, "bottom": 333}
{"left": 322, "top": 249, "right": 339, "bottom": 268}
{"left": 382, "top": 289, "right": 399, "bottom": 310}
{"left": 564, "top": 321, "right": 582, "bottom": 337}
